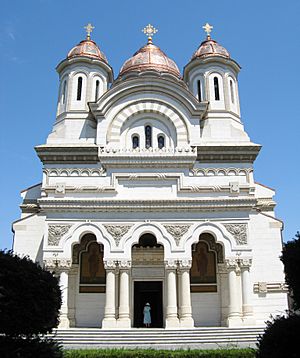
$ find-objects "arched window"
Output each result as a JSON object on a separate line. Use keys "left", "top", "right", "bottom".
{"left": 77, "top": 76, "right": 83, "bottom": 101}
{"left": 197, "top": 80, "right": 202, "bottom": 102}
{"left": 145, "top": 125, "right": 152, "bottom": 149}
{"left": 158, "top": 135, "right": 165, "bottom": 149}
{"left": 230, "top": 80, "right": 235, "bottom": 104}
{"left": 95, "top": 80, "right": 100, "bottom": 101}
{"left": 132, "top": 135, "right": 139, "bottom": 149}
{"left": 62, "top": 80, "right": 66, "bottom": 104}
{"left": 213, "top": 77, "right": 220, "bottom": 101}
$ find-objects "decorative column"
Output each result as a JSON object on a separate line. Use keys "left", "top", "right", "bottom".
{"left": 226, "top": 258, "right": 242, "bottom": 327}
{"left": 44, "top": 257, "right": 72, "bottom": 329}
{"left": 102, "top": 260, "right": 117, "bottom": 328}
{"left": 178, "top": 260, "right": 194, "bottom": 328}
{"left": 67, "top": 266, "right": 78, "bottom": 327}
{"left": 240, "top": 258, "right": 255, "bottom": 325}
{"left": 165, "top": 260, "right": 180, "bottom": 328}
{"left": 117, "top": 260, "right": 131, "bottom": 328}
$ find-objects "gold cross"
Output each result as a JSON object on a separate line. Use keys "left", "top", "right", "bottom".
{"left": 202, "top": 23, "right": 213, "bottom": 39}
{"left": 142, "top": 24, "right": 158, "bottom": 44}
{"left": 84, "top": 23, "right": 95, "bottom": 40}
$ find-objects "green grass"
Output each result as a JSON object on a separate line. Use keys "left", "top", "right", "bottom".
{"left": 63, "top": 348, "right": 257, "bottom": 358}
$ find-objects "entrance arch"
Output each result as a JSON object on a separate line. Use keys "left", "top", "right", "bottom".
{"left": 131, "top": 233, "right": 164, "bottom": 328}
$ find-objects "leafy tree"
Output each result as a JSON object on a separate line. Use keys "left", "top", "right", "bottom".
{"left": 280, "top": 231, "right": 300, "bottom": 310}
{"left": 0, "top": 250, "right": 63, "bottom": 357}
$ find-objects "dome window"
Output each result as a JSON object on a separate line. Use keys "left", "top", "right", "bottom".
{"left": 95, "top": 80, "right": 100, "bottom": 101}
{"left": 214, "top": 77, "right": 220, "bottom": 101}
{"left": 132, "top": 135, "right": 139, "bottom": 149}
{"left": 230, "top": 80, "right": 235, "bottom": 104}
{"left": 158, "top": 135, "right": 165, "bottom": 149}
{"left": 77, "top": 76, "right": 83, "bottom": 101}
{"left": 145, "top": 125, "right": 152, "bottom": 149}
{"left": 197, "top": 80, "right": 202, "bottom": 102}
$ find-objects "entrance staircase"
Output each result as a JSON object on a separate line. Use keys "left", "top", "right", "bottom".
{"left": 50, "top": 327, "right": 265, "bottom": 350}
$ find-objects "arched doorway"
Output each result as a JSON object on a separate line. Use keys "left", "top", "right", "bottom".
{"left": 131, "top": 233, "right": 164, "bottom": 328}
{"left": 72, "top": 233, "right": 106, "bottom": 327}
{"left": 190, "top": 233, "right": 224, "bottom": 326}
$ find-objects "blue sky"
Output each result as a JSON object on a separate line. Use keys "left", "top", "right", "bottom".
{"left": 1, "top": 0, "right": 299, "bottom": 250}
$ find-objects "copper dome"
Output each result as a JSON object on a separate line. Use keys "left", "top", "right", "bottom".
{"left": 119, "top": 42, "right": 181, "bottom": 78}
{"left": 67, "top": 39, "right": 108, "bottom": 63}
{"left": 192, "top": 38, "right": 230, "bottom": 60}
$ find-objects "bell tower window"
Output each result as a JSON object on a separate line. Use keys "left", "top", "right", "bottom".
{"left": 95, "top": 80, "right": 100, "bottom": 101}
{"left": 158, "top": 135, "right": 165, "bottom": 149}
{"left": 77, "top": 76, "right": 83, "bottom": 101}
{"left": 197, "top": 80, "right": 202, "bottom": 102}
{"left": 230, "top": 80, "right": 235, "bottom": 104}
{"left": 145, "top": 125, "right": 152, "bottom": 149}
{"left": 132, "top": 135, "right": 139, "bottom": 149}
{"left": 214, "top": 77, "right": 220, "bottom": 101}
{"left": 62, "top": 80, "right": 66, "bottom": 104}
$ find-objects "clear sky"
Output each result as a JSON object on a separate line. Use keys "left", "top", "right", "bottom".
{"left": 1, "top": 0, "right": 299, "bottom": 250}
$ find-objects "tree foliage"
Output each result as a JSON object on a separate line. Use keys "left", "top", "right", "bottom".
{"left": 0, "top": 250, "right": 62, "bottom": 336}
{"left": 280, "top": 231, "right": 300, "bottom": 310}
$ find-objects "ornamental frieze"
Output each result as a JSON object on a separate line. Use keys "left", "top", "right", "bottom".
{"left": 103, "top": 224, "right": 133, "bottom": 246}
{"left": 163, "top": 224, "right": 191, "bottom": 246}
{"left": 224, "top": 223, "right": 247, "bottom": 245}
{"left": 48, "top": 224, "right": 72, "bottom": 246}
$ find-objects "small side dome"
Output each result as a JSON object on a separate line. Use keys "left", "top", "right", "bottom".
{"left": 67, "top": 39, "right": 108, "bottom": 63}
{"left": 118, "top": 24, "right": 181, "bottom": 79}
{"left": 192, "top": 38, "right": 230, "bottom": 60}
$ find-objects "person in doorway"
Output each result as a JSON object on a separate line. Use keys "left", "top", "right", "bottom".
{"left": 143, "top": 302, "right": 151, "bottom": 328}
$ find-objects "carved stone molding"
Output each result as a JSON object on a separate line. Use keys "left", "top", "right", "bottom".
{"left": 240, "top": 258, "right": 252, "bottom": 268}
{"left": 191, "top": 167, "right": 253, "bottom": 179}
{"left": 44, "top": 168, "right": 106, "bottom": 177}
{"left": 103, "top": 224, "right": 133, "bottom": 246}
{"left": 163, "top": 224, "right": 191, "bottom": 245}
{"left": 48, "top": 224, "right": 72, "bottom": 246}
{"left": 224, "top": 223, "right": 247, "bottom": 245}
{"left": 254, "top": 282, "right": 288, "bottom": 294}
{"left": 43, "top": 258, "right": 71, "bottom": 271}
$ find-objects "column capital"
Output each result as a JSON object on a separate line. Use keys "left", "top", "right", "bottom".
{"left": 43, "top": 257, "right": 71, "bottom": 273}
{"left": 104, "top": 260, "right": 117, "bottom": 270}
{"left": 240, "top": 258, "right": 252, "bottom": 269}
{"left": 165, "top": 259, "right": 178, "bottom": 270}
{"left": 178, "top": 259, "right": 192, "bottom": 270}
{"left": 118, "top": 260, "right": 132, "bottom": 270}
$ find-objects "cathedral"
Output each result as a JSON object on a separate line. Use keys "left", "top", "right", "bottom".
{"left": 13, "top": 23, "right": 288, "bottom": 330}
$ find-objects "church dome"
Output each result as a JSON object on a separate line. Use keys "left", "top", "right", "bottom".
{"left": 119, "top": 42, "right": 180, "bottom": 78}
{"left": 192, "top": 38, "right": 230, "bottom": 60}
{"left": 67, "top": 39, "right": 108, "bottom": 63}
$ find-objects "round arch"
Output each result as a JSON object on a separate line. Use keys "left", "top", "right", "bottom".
{"left": 60, "top": 223, "right": 113, "bottom": 260}
{"left": 120, "top": 223, "right": 176, "bottom": 259}
{"left": 106, "top": 100, "right": 189, "bottom": 146}
{"left": 183, "top": 222, "right": 236, "bottom": 258}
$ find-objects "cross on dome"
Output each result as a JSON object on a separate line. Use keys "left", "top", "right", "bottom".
{"left": 84, "top": 23, "right": 95, "bottom": 40}
{"left": 202, "top": 22, "right": 213, "bottom": 39}
{"left": 142, "top": 24, "right": 158, "bottom": 44}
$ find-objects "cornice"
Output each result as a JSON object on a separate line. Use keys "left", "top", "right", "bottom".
{"left": 37, "top": 197, "right": 257, "bottom": 213}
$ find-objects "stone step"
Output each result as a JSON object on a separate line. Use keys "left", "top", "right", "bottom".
{"left": 50, "top": 327, "right": 264, "bottom": 349}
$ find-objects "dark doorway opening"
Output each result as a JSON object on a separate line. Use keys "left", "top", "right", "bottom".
{"left": 134, "top": 281, "right": 163, "bottom": 328}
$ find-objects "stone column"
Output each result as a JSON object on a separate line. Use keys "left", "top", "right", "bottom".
{"left": 102, "top": 260, "right": 117, "bottom": 328}
{"left": 241, "top": 258, "right": 255, "bottom": 325}
{"left": 226, "top": 258, "right": 242, "bottom": 327}
{"left": 117, "top": 260, "right": 131, "bottom": 328}
{"left": 165, "top": 260, "right": 180, "bottom": 328}
{"left": 67, "top": 266, "right": 78, "bottom": 327}
{"left": 178, "top": 260, "right": 194, "bottom": 328}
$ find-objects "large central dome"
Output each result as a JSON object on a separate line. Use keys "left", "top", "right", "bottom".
{"left": 119, "top": 41, "right": 181, "bottom": 78}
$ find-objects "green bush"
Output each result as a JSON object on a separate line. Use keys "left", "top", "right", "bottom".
{"left": 0, "top": 250, "right": 61, "bottom": 337}
{"left": 256, "top": 313, "right": 300, "bottom": 358}
{"left": 63, "top": 348, "right": 256, "bottom": 358}
{"left": 0, "top": 336, "right": 63, "bottom": 358}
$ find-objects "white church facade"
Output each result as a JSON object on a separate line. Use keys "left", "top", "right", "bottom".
{"left": 13, "top": 23, "right": 288, "bottom": 329}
